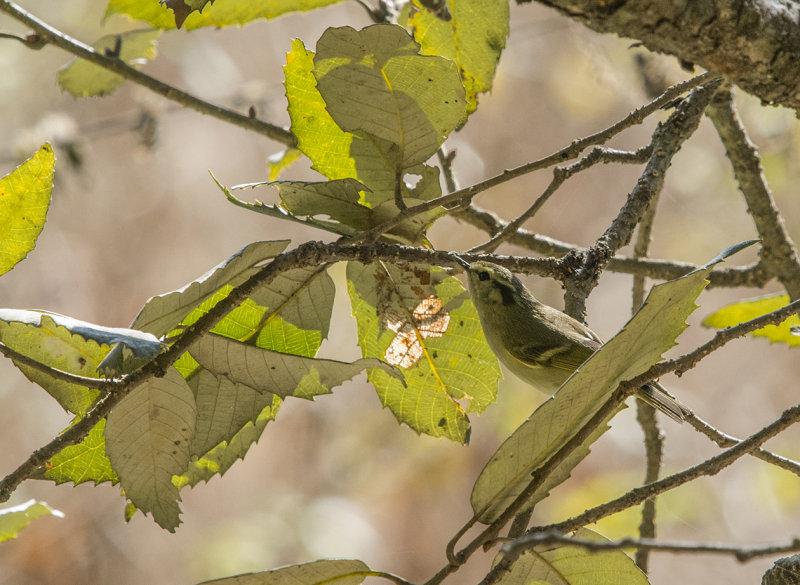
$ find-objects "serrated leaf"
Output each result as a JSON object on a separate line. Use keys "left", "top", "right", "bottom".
{"left": 58, "top": 30, "right": 161, "bottom": 97}
{"left": 174, "top": 394, "right": 281, "bottom": 488}
{"left": 703, "top": 292, "right": 800, "bottom": 346}
{"left": 471, "top": 243, "right": 754, "bottom": 522}
{"left": 188, "top": 369, "right": 279, "bottom": 457}
{"left": 132, "top": 240, "right": 290, "bottom": 338}
{"left": 105, "top": 0, "right": 345, "bottom": 30}
{"left": 196, "top": 559, "right": 371, "bottom": 585}
{"left": 0, "top": 500, "right": 64, "bottom": 542}
{"left": 347, "top": 261, "right": 500, "bottom": 442}
{"left": 231, "top": 178, "right": 372, "bottom": 231}
{"left": 0, "top": 143, "right": 53, "bottom": 277}
{"left": 409, "top": 0, "right": 509, "bottom": 113}
{"left": 498, "top": 528, "right": 648, "bottom": 585}
{"left": 105, "top": 367, "right": 196, "bottom": 531}
{"left": 283, "top": 38, "right": 445, "bottom": 244}
{"left": 314, "top": 25, "right": 467, "bottom": 168}
{"left": 189, "top": 333, "right": 400, "bottom": 397}
{"left": 39, "top": 419, "right": 117, "bottom": 485}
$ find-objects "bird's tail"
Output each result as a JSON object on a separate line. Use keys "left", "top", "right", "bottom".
{"left": 636, "top": 382, "right": 691, "bottom": 423}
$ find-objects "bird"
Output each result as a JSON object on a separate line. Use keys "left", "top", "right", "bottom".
{"left": 463, "top": 260, "right": 690, "bottom": 423}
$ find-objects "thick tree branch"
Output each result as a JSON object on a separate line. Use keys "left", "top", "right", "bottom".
{"left": 0, "top": 0, "right": 296, "bottom": 146}
{"left": 533, "top": 0, "right": 800, "bottom": 112}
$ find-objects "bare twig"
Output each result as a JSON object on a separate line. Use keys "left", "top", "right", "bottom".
{"left": 707, "top": 85, "right": 800, "bottom": 299}
{"left": 0, "top": 0, "right": 296, "bottom": 146}
{"left": 499, "top": 531, "right": 800, "bottom": 563}
{"left": 470, "top": 146, "right": 652, "bottom": 254}
{"left": 687, "top": 413, "right": 800, "bottom": 476}
{"left": 563, "top": 78, "right": 722, "bottom": 318}
{"left": 359, "top": 73, "right": 715, "bottom": 244}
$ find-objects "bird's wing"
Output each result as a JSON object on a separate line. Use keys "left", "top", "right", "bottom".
{"left": 507, "top": 341, "right": 595, "bottom": 372}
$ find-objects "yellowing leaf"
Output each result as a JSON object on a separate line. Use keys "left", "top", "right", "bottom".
{"left": 703, "top": 292, "right": 800, "bottom": 346}
{"left": 0, "top": 143, "right": 53, "bottom": 277}
{"left": 105, "top": 0, "right": 346, "bottom": 30}
{"left": 195, "top": 559, "right": 371, "bottom": 585}
{"left": 132, "top": 240, "right": 290, "bottom": 338}
{"left": 41, "top": 419, "right": 118, "bottom": 486}
{"left": 500, "top": 528, "right": 649, "bottom": 585}
{"left": 105, "top": 367, "right": 196, "bottom": 531}
{"left": 409, "top": 0, "right": 509, "bottom": 113}
{"left": 347, "top": 261, "right": 499, "bottom": 442}
{"left": 58, "top": 30, "right": 161, "bottom": 97}
{"left": 314, "top": 25, "right": 467, "bottom": 167}
{"left": 0, "top": 500, "right": 64, "bottom": 542}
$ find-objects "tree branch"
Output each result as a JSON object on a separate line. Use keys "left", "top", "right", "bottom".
{"left": 706, "top": 85, "right": 800, "bottom": 300}
{"left": 499, "top": 531, "right": 800, "bottom": 563}
{"left": 0, "top": 0, "right": 296, "bottom": 146}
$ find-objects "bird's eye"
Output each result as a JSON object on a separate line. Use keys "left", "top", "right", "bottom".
{"left": 478, "top": 271, "right": 490, "bottom": 281}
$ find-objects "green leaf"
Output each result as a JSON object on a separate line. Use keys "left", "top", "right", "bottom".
{"left": 39, "top": 419, "right": 118, "bottom": 486}
{"left": 0, "top": 143, "right": 54, "bottom": 277}
{"left": 58, "top": 30, "right": 161, "bottom": 97}
{"left": 0, "top": 500, "right": 64, "bottom": 542}
{"left": 347, "top": 261, "right": 500, "bottom": 443}
{"left": 105, "top": 367, "right": 196, "bottom": 531}
{"left": 105, "top": 0, "right": 346, "bottom": 30}
{"left": 187, "top": 369, "right": 279, "bottom": 457}
{"left": 703, "top": 292, "right": 800, "bottom": 346}
{"left": 231, "top": 178, "right": 372, "bottom": 232}
{"left": 174, "top": 394, "right": 281, "bottom": 488}
{"left": 267, "top": 148, "right": 302, "bottom": 180}
{"left": 499, "top": 528, "right": 649, "bottom": 585}
{"left": 314, "top": 25, "right": 467, "bottom": 168}
{"left": 132, "top": 240, "right": 290, "bottom": 338}
{"left": 471, "top": 243, "right": 753, "bottom": 523}
{"left": 283, "top": 38, "right": 446, "bottom": 244}
{"left": 408, "top": 0, "right": 509, "bottom": 113}
{"left": 0, "top": 311, "right": 155, "bottom": 414}
{"left": 195, "top": 559, "right": 371, "bottom": 585}
{"left": 189, "top": 333, "right": 401, "bottom": 397}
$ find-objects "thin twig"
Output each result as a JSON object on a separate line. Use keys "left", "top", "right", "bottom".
{"left": 470, "top": 146, "right": 652, "bottom": 254}
{"left": 455, "top": 205, "right": 772, "bottom": 287}
{"left": 499, "top": 531, "right": 800, "bottom": 563}
{"left": 0, "top": 342, "right": 112, "bottom": 389}
{"left": 563, "top": 78, "right": 722, "bottom": 318}
{"left": 631, "top": 180, "right": 662, "bottom": 574}
{"left": 687, "top": 413, "right": 800, "bottom": 476}
{"left": 707, "top": 85, "right": 800, "bottom": 299}
{"left": 359, "top": 73, "right": 716, "bottom": 244}
{"left": 0, "top": 0, "right": 296, "bottom": 146}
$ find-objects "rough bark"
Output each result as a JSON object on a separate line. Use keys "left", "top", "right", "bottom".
{"left": 533, "top": 0, "right": 800, "bottom": 112}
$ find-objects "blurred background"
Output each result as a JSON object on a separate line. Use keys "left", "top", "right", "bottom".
{"left": 1, "top": 1, "right": 799, "bottom": 584}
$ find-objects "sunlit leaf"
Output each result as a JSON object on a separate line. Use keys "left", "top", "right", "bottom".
{"left": 105, "top": 367, "right": 196, "bottom": 531}
{"left": 703, "top": 292, "right": 800, "bottom": 346}
{"left": 195, "top": 559, "right": 371, "bottom": 585}
{"left": 347, "top": 261, "right": 499, "bottom": 442}
{"left": 0, "top": 143, "right": 53, "bottom": 277}
{"left": 0, "top": 500, "right": 64, "bottom": 542}
{"left": 58, "top": 30, "right": 161, "bottom": 97}
{"left": 189, "top": 333, "right": 401, "bottom": 397}
{"left": 105, "top": 0, "right": 345, "bottom": 30}
{"left": 267, "top": 148, "right": 302, "bottom": 180}
{"left": 39, "top": 419, "right": 117, "bottom": 485}
{"left": 498, "top": 528, "right": 648, "bottom": 585}
{"left": 314, "top": 25, "right": 467, "bottom": 168}
{"left": 132, "top": 240, "right": 290, "bottom": 338}
{"left": 408, "top": 0, "right": 509, "bottom": 113}
{"left": 471, "top": 241, "right": 756, "bottom": 523}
